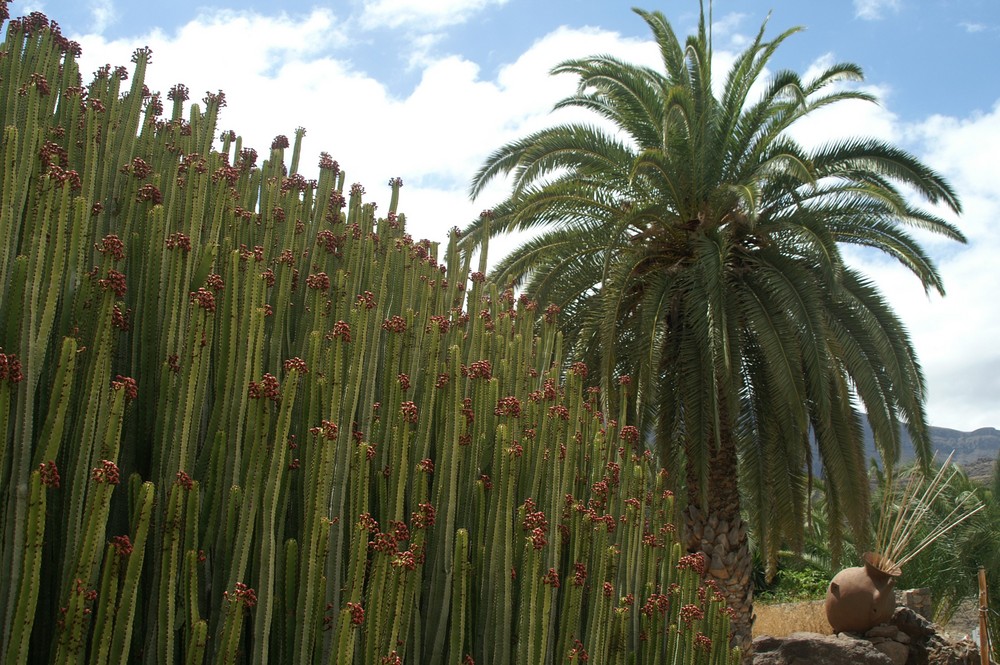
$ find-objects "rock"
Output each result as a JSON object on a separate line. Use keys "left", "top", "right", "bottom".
{"left": 872, "top": 639, "right": 909, "bottom": 665}
{"left": 752, "top": 632, "right": 894, "bottom": 664}
{"left": 901, "top": 587, "right": 933, "bottom": 620}
{"left": 866, "top": 624, "right": 899, "bottom": 639}
{"left": 891, "top": 606, "right": 936, "bottom": 639}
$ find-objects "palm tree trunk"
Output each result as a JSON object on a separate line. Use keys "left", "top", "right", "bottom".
{"left": 685, "top": 425, "right": 754, "bottom": 661}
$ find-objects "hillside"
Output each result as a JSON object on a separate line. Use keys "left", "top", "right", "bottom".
{"left": 860, "top": 417, "right": 1000, "bottom": 484}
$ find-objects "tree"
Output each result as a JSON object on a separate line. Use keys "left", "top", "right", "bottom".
{"left": 462, "top": 5, "right": 963, "bottom": 653}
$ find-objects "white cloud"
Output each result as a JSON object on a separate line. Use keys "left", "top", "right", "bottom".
{"left": 960, "top": 21, "right": 987, "bottom": 34}
{"left": 360, "top": 0, "right": 508, "bottom": 30}
{"left": 89, "top": 0, "right": 117, "bottom": 33}
{"left": 841, "top": 102, "right": 1000, "bottom": 430}
{"left": 854, "top": 0, "right": 901, "bottom": 21}
{"left": 16, "top": 0, "right": 47, "bottom": 14}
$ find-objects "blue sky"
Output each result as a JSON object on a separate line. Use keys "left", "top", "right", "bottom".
{"left": 16, "top": 0, "right": 1000, "bottom": 431}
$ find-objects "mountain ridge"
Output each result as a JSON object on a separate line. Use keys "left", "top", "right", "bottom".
{"left": 860, "top": 417, "right": 999, "bottom": 484}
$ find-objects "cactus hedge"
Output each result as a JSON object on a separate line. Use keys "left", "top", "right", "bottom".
{"left": 0, "top": 8, "right": 739, "bottom": 664}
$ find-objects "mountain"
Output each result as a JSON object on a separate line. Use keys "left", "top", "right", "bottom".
{"left": 860, "top": 417, "right": 1000, "bottom": 484}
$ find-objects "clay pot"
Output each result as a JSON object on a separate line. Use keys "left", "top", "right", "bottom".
{"left": 825, "top": 552, "right": 901, "bottom": 633}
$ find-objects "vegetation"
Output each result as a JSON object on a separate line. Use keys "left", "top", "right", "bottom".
{"left": 462, "top": 6, "right": 964, "bottom": 651}
{"left": 0, "top": 7, "right": 741, "bottom": 664}
{"left": 756, "top": 455, "right": 999, "bottom": 660}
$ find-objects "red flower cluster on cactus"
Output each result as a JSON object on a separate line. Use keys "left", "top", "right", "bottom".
{"left": 0, "top": 350, "right": 24, "bottom": 384}
{"left": 548, "top": 404, "right": 570, "bottom": 421}
{"left": 469, "top": 271, "right": 485, "bottom": 283}
{"left": 640, "top": 593, "right": 670, "bottom": 617}
{"left": 326, "top": 321, "right": 351, "bottom": 342}
{"left": 205, "top": 273, "right": 224, "bottom": 292}
{"left": 283, "top": 357, "right": 308, "bottom": 374}
{"left": 522, "top": 507, "right": 548, "bottom": 535}
{"left": 573, "top": 562, "right": 587, "bottom": 587}
{"left": 478, "top": 474, "right": 492, "bottom": 490}
{"left": 309, "top": 419, "right": 338, "bottom": 440}
{"left": 494, "top": 396, "right": 521, "bottom": 417}
{"left": 567, "top": 640, "right": 589, "bottom": 661}
{"left": 238, "top": 148, "right": 258, "bottom": 171}
{"left": 203, "top": 89, "right": 226, "bottom": 108}
{"left": 165, "top": 232, "right": 191, "bottom": 253}
{"left": 225, "top": 582, "right": 257, "bottom": 608}
{"left": 680, "top": 603, "right": 705, "bottom": 625}
{"left": 381, "top": 315, "right": 406, "bottom": 332}
{"left": 316, "top": 229, "right": 344, "bottom": 256}
{"left": 327, "top": 191, "right": 347, "bottom": 212}
{"left": 175, "top": 471, "right": 194, "bottom": 490}
{"left": 354, "top": 291, "right": 376, "bottom": 310}
{"left": 381, "top": 651, "right": 403, "bottom": 665}
{"left": 346, "top": 602, "right": 365, "bottom": 626}
{"left": 125, "top": 157, "right": 152, "bottom": 180}
{"left": 213, "top": 164, "right": 239, "bottom": 186}
{"left": 318, "top": 152, "right": 339, "bottom": 173}
{"left": 44, "top": 164, "right": 82, "bottom": 191}
{"left": 542, "top": 568, "right": 560, "bottom": 588}
{"left": 619, "top": 425, "right": 640, "bottom": 445}
{"left": 603, "top": 582, "right": 614, "bottom": 598}
{"left": 39, "top": 461, "right": 60, "bottom": 488}
{"left": 91, "top": 460, "right": 121, "bottom": 485}
{"left": 411, "top": 502, "right": 436, "bottom": 529}
{"left": 677, "top": 552, "right": 707, "bottom": 575}
{"left": 39, "top": 140, "right": 68, "bottom": 169}
{"left": 463, "top": 359, "right": 492, "bottom": 380}
{"left": 189, "top": 288, "right": 216, "bottom": 313}
{"left": 391, "top": 549, "right": 417, "bottom": 572}
{"left": 305, "top": 272, "right": 330, "bottom": 291}
{"left": 111, "top": 305, "right": 130, "bottom": 331}
{"left": 111, "top": 535, "right": 133, "bottom": 556}
{"left": 136, "top": 183, "right": 162, "bottom": 205}
{"left": 167, "top": 83, "right": 189, "bottom": 101}
{"left": 248, "top": 373, "right": 280, "bottom": 403}
{"left": 370, "top": 531, "right": 397, "bottom": 554}
{"left": 97, "top": 268, "right": 127, "bottom": 298}
{"left": 642, "top": 531, "right": 662, "bottom": 548}
{"left": 271, "top": 134, "right": 289, "bottom": 150}
{"left": 400, "top": 401, "right": 418, "bottom": 424}
{"left": 111, "top": 375, "right": 138, "bottom": 402}
{"left": 358, "top": 513, "right": 379, "bottom": 533}
{"left": 349, "top": 183, "right": 365, "bottom": 196}
{"left": 543, "top": 303, "right": 561, "bottom": 324}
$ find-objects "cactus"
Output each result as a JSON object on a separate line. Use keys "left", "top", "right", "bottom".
{"left": 0, "top": 8, "right": 739, "bottom": 665}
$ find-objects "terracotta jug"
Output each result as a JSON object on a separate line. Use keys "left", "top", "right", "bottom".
{"left": 825, "top": 552, "right": 901, "bottom": 633}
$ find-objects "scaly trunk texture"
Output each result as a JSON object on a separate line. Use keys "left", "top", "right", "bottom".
{"left": 686, "top": 428, "right": 754, "bottom": 662}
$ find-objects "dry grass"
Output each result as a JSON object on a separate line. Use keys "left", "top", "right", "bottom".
{"left": 753, "top": 600, "right": 832, "bottom": 637}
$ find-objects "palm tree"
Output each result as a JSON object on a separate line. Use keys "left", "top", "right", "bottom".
{"left": 462, "top": 5, "right": 963, "bottom": 653}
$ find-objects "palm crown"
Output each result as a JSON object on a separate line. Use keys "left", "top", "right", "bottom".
{"left": 463, "top": 6, "right": 963, "bottom": 651}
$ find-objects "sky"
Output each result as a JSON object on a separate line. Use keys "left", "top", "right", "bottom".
{"left": 14, "top": 0, "right": 1000, "bottom": 431}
